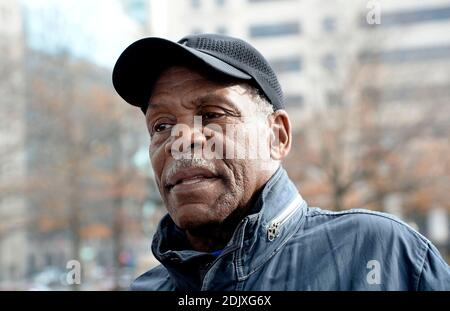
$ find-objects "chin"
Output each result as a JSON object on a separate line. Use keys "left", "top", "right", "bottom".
{"left": 172, "top": 203, "right": 223, "bottom": 230}
{"left": 176, "top": 217, "right": 219, "bottom": 231}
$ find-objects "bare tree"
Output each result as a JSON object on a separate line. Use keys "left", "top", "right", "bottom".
{"left": 285, "top": 12, "right": 450, "bottom": 217}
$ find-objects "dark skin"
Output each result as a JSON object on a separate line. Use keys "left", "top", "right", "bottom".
{"left": 146, "top": 65, "right": 292, "bottom": 252}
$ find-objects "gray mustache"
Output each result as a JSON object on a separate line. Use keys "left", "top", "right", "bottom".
{"left": 165, "top": 158, "right": 218, "bottom": 180}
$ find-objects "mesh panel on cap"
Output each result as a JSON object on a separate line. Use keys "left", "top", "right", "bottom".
{"left": 186, "top": 35, "right": 284, "bottom": 107}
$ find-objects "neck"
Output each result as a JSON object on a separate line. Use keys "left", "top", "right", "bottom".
{"left": 186, "top": 226, "right": 232, "bottom": 253}
{"left": 185, "top": 165, "right": 279, "bottom": 252}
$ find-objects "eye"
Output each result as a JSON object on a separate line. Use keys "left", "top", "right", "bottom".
{"left": 203, "top": 112, "right": 225, "bottom": 120}
{"left": 153, "top": 122, "right": 173, "bottom": 133}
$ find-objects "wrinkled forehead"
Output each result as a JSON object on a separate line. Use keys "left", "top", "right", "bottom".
{"left": 151, "top": 66, "right": 216, "bottom": 96}
{"left": 154, "top": 66, "right": 199, "bottom": 84}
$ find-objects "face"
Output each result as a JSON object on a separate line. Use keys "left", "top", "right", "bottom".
{"left": 145, "top": 66, "right": 278, "bottom": 231}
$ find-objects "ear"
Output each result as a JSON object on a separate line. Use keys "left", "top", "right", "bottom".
{"left": 268, "top": 110, "right": 292, "bottom": 161}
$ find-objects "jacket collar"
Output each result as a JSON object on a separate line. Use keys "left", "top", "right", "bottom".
{"left": 151, "top": 166, "right": 307, "bottom": 287}
{"left": 231, "top": 166, "right": 307, "bottom": 280}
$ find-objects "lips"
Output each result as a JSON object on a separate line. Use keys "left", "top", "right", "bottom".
{"left": 165, "top": 167, "right": 219, "bottom": 191}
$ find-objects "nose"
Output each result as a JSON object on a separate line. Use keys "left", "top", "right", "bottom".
{"left": 165, "top": 117, "right": 207, "bottom": 158}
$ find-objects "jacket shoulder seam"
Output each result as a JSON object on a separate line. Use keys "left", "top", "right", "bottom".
{"left": 306, "top": 208, "right": 428, "bottom": 243}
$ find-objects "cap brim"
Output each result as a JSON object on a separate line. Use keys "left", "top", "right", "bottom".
{"left": 112, "top": 37, "right": 252, "bottom": 113}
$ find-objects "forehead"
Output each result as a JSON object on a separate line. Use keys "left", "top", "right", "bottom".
{"left": 156, "top": 65, "right": 204, "bottom": 82}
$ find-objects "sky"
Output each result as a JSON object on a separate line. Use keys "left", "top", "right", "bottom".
{"left": 21, "top": 0, "right": 143, "bottom": 68}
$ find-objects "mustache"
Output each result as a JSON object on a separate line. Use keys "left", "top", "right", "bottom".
{"left": 164, "top": 158, "right": 219, "bottom": 182}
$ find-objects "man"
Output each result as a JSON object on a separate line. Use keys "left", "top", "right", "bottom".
{"left": 112, "top": 34, "right": 450, "bottom": 290}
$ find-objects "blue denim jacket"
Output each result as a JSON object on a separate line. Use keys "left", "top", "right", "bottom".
{"left": 131, "top": 167, "right": 450, "bottom": 290}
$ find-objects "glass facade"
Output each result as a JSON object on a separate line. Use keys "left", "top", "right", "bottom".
{"left": 270, "top": 56, "right": 302, "bottom": 73}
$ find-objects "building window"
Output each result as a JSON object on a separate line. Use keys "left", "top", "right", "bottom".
{"left": 249, "top": 22, "right": 300, "bottom": 38}
{"left": 322, "top": 54, "right": 337, "bottom": 70}
{"left": 270, "top": 56, "right": 302, "bottom": 73}
{"left": 322, "top": 16, "right": 336, "bottom": 33}
{"left": 191, "top": 0, "right": 201, "bottom": 9}
{"left": 363, "top": 84, "right": 450, "bottom": 104}
{"left": 359, "top": 45, "right": 450, "bottom": 64}
{"left": 284, "top": 95, "right": 304, "bottom": 107}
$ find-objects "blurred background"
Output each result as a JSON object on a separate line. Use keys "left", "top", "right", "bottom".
{"left": 0, "top": 0, "right": 449, "bottom": 290}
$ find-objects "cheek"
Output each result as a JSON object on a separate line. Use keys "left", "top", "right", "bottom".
{"left": 220, "top": 125, "right": 263, "bottom": 196}
{"left": 221, "top": 124, "right": 254, "bottom": 159}
{"left": 149, "top": 142, "right": 166, "bottom": 187}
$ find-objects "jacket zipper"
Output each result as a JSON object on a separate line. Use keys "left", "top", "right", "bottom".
{"left": 200, "top": 195, "right": 303, "bottom": 289}
{"left": 267, "top": 194, "right": 302, "bottom": 241}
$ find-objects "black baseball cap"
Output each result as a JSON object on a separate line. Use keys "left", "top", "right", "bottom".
{"left": 112, "top": 34, "right": 284, "bottom": 114}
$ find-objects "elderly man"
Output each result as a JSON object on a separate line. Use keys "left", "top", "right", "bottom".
{"left": 112, "top": 34, "right": 450, "bottom": 290}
